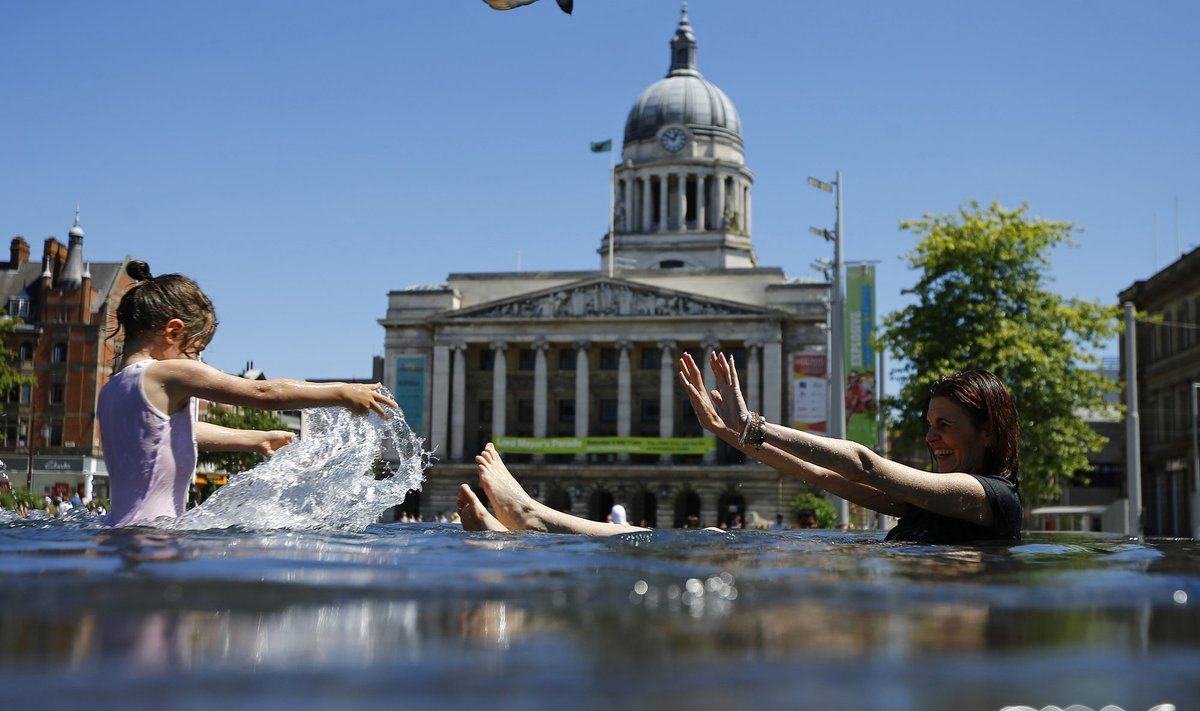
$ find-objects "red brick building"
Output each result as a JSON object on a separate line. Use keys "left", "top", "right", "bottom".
{"left": 0, "top": 211, "right": 134, "bottom": 500}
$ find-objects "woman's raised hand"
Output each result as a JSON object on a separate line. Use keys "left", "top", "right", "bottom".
{"left": 708, "top": 351, "right": 751, "bottom": 434}
{"left": 678, "top": 351, "right": 743, "bottom": 443}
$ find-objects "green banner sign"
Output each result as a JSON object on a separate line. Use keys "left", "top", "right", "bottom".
{"left": 495, "top": 436, "right": 715, "bottom": 455}
{"left": 844, "top": 264, "right": 877, "bottom": 446}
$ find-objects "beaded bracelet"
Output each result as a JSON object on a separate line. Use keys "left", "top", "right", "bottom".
{"left": 749, "top": 413, "right": 767, "bottom": 450}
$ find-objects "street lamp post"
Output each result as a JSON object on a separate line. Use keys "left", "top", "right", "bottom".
{"left": 1191, "top": 381, "right": 1199, "bottom": 540}
{"left": 808, "top": 171, "right": 848, "bottom": 528}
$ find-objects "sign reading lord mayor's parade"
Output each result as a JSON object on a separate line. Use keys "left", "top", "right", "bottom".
{"left": 494, "top": 436, "right": 715, "bottom": 455}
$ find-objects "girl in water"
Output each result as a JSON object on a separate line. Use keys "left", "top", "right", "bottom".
{"left": 99, "top": 260, "right": 395, "bottom": 527}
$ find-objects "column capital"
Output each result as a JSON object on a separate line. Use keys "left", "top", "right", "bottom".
{"left": 532, "top": 337, "right": 550, "bottom": 351}
{"left": 657, "top": 339, "right": 677, "bottom": 351}
{"left": 615, "top": 339, "right": 635, "bottom": 351}
{"left": 490, "top": 340, "right": 508, "bottom": 351}
{"left": 575, "top": 340, "right": 592, "bottom": 351}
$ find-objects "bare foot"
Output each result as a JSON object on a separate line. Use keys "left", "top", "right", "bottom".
{"left": 476, "top": 443, "right": 544, "bottom": 531}
{"left": 456, "top": 484, "right": 508, "bottom": 532}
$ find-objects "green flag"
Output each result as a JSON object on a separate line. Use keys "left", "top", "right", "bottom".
{"left": 589, "top": 139, "right": 612, "bottom": 153}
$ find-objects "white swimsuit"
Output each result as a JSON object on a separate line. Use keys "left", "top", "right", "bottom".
{"left": 98, "top": 360, "right": 197, "bottom": 526}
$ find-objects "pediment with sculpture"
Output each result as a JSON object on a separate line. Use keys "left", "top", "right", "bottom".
{"left": 446, "top": 278, "right": 772, "bottom": 321}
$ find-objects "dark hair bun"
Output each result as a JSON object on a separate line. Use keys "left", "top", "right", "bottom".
{"left": 126, "top": 260, "right": 153, "bottom": 281}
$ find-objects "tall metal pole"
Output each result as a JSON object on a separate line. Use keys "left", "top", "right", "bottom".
{"left": 1190, "top": 381, "right": 1199, "bottom": 540}
{"left": 1123, "top": 302, "right": 1143, "bottom": 538}
{"left": 830, "top": 171, "right": 848, "bottom": 527}
{"left": 607, "top": 151, "right": 616, "bottom": 278}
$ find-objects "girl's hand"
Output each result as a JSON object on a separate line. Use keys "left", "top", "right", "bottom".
{"left": 256, "top": 430, "right": 295, "bottom": 457}
{"left": 343, "top": 383, "right": 397, "bottom": 417}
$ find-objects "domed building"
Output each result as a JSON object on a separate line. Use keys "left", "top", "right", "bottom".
{"left": 380, "top": 7, "right": 831, "bottom": 527}
{"left": 608, "top": 4, "right": 755, "bottom": 271}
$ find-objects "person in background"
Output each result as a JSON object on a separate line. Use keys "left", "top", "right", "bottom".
{"left": 679, "top": 352, "right": 1022, "bottom": 544}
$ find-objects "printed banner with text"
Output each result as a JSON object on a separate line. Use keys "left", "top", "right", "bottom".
{"left": 494, "top": 436, "right": 715, "bottom": 455}
{"left": 844, "top": 264, "right": 877, "bottom": 446}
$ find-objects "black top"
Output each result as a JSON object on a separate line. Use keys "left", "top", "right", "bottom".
{"left": 885, "top": 474, "right": 1023, "bottom": 544}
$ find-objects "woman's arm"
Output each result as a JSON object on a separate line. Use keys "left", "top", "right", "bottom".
{"left": 681, "top": 352, "right": 992, "bottom": 527}
{"left": 677, "top": 352, "right": 906, "bottom": 516}
{"left": 147, "top": 360, "right": 396, "bottom": 416}
{"left": 195, "top": 420, "right": 294, "bottom": 455}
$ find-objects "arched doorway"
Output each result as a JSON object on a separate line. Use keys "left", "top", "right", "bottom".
{"left": 630, "top": 488, "right": 658, "bottom": 528}
{"left": 716, "top": 490, "right": 745, "bottom": 529}
{"left": 545, "top": 485, "right": 573, "bottom": 514}
{"left": 588, "top": 488, "right": 614, "bottom": 522}
{"left": 673, "top": 490, "right": 701, "bottom": 528}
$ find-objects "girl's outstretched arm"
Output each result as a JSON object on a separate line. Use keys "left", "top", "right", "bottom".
{"left": 195, "top": 420, "right": 294, "bottom": 455}
{"left": 146, "top": 359, "right": 397, "bottom": 416}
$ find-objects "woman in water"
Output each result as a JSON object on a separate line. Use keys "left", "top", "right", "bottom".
{"left": 99, "top": 260, "right": 396, "bottom": 527}
{"left": 458, "top": 352, "right": 1022, "bottom": 543}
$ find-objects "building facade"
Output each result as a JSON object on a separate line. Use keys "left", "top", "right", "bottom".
{"left": 1119, "top": 244, "right": 1200, "bottom": 537}
{"left": 0, "top": 211, "right": 134, "bottom": 500}
{"left": 380, "top": 10, "right": 834, "bottom": 527}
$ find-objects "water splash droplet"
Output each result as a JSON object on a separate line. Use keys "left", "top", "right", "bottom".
{"left": 170, "top": 389, "right": 428, "bottom": 531}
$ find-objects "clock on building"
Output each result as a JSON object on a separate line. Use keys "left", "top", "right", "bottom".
{"left": 660, "top": 127, "right": 687, "bottom": 153}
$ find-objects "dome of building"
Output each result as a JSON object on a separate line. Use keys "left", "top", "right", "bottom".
{"left": 623, "top": 4, "right": 742, "bottom": 147}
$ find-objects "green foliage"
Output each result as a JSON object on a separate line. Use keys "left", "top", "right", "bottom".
{"left": 789, "top": 491, "right": 837, "bottom": 528}
{"left": 0, "top": 314, "right": 37, "bottom": 395}
{"left": 197, "top": 406, "right": 290, "bottom": 473}
{"left": 878, "top": 201, "right": 1121, "bottom": 504}
{"left": 0, "top": 487, "right": 43, "bottom": 510}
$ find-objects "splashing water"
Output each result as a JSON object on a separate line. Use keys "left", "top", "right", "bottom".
{"left": 169, "top": 390, "right": 428, "bottom": 531}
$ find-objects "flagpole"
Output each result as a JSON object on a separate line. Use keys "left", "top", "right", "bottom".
{"left": 607, "top": 149, "right": 615, "bottom": 278}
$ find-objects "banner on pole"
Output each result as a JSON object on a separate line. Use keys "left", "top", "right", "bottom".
{"left": 394, "top": 356, "right": 427, "bottom": 435}
{"left": 792, "top": 353, "right": 827, "bottom": 433}
{"left": 844, "top": 264, "right": 877, "bottom": 446}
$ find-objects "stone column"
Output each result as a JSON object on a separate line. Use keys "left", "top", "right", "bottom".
{"left": 715, "top": 172, "right": 726, "bottom": 230}
{"left": 532, "top": 339, "right": 549, "bottom": 463}
{"left": 675, "top": 171, "right": 687, "bottom": 232}
{"left": 659, "top": 340, "right": 676, "bottom": 463}
{"left": 431, "top": 344, "right": 451, "bottom": 455}
{"left": 696, "top": 174, "right": 707, "bottom": 231}
{"left": 574, "top": 340, "right": 590, "bottom": 463}
{"left": 641, "top": 175, "right": 652, "bottom": 233}
{"left": 491, "top": 341, "right": 507, "bottom": 439}
{"left": 746, "top": 342, "right": 761, "bottom": 415}
{"left": 701, "top": 335, "right": 720, "bottom": 464}
{"left": 744, "top": 184, "right": 752, "bottom": 236}
{"left": 658, "top": 173, "right": 669, "bottom": 233}
{"left": 763, "top": 339, "right": 783, "bottom": 425}
{"left": 617, "top": 339, "right": 633, "bottom": 462}
{"left": 450, "top": 343, "right": 467, "bottom": 461}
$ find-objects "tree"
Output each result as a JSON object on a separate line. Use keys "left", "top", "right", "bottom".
{"left": 197, "top": 406, "right": 291, "bottom": 474}
{"left": 878, "top": 201, "right": 1120, "bottom": 504}
{"left": 0, "top": 315, "right": 34, "bottom": 397}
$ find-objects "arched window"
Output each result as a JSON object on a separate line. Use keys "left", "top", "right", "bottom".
{"left": 51, "top": 343, "right": 68, "bottom": 363}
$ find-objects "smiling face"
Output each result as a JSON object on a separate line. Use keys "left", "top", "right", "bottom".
{"left": 925, "top": 396, "right": 993, "bottom": 474}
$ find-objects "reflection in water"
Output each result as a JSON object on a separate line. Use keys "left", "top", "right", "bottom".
{"left": 0, "top": 523, "right": 1198, "bottom": 709}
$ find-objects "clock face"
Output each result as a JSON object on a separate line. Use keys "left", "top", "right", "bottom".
{"left": 660, "top": 127, "right": 687, "bottom": 153}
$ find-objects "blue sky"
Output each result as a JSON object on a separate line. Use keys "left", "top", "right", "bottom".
{"left": 2, "top": 1, "right": 1196, "bottom": 381}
